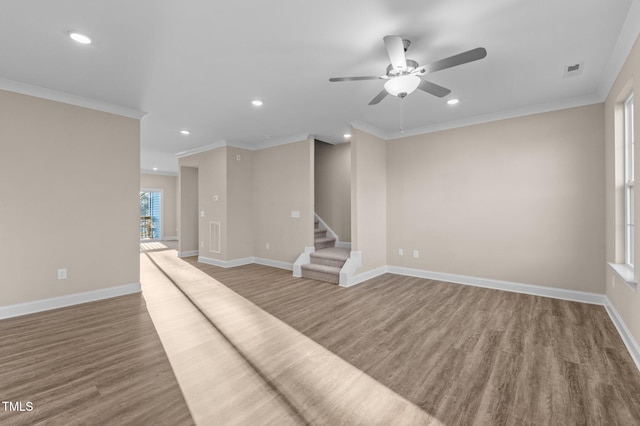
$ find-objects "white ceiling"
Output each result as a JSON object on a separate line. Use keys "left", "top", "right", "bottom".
{"left": 1, "top": 0, "right": 639, "bottom": 174}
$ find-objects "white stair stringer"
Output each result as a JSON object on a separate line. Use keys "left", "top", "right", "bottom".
{"left": 339, "top": 251, "right": 362, "bottom": 287}
{"left": 293, "top": 246, "right": 316, "bottom": 277}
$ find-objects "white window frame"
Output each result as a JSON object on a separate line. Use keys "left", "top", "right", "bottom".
{"left": 624, "top": 94, "right": 634, "bottom": 268}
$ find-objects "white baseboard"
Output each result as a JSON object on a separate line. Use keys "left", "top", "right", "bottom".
{"left": 198, "top": 255, "right": 293, "bottom": 271}
{"left": 163, "top": 236, "right": 178, "bottom": 241}
{"left": 255, "top": 257, "right": 293, "bottom": 271}
{"left": 341, "top": 265, "right": 387, "bottom": 288}
{"left": 198, "top": 256, "right": 254, "bottom": 268}
{"left": 387, "top": 266, "right": 607, "bottom": 305}
{"left": 0, "top": 283, "right": 141, "bottom": 320}
{"left": 178, "top": 250, "right": 199, "bottom": 257}
{"left": 604, "top": 297, "right": 640, "bottom": 372}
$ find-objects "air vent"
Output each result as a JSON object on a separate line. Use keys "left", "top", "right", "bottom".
{"left": 563, "top": 62, "right": 584, "bottom": 78}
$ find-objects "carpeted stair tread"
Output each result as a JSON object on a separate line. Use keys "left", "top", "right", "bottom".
{"left": 314, "top": 237, "right": 336, "bottom": 244}
{"left": 310, "top": 247, "right": 350, "bottom": 261}
{"left": 301, "top": 263, "right": 341, "bottom": 284}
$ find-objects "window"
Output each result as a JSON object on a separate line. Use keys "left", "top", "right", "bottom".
{"left": 624, "top": 94, "right": 634, "bottom": 268}
{"left": 140, "top": 190, "right": 162, "bottom": 239}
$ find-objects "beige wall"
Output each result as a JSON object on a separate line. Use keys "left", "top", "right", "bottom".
{"left": 179, "top": 140, "right": 313, "bottom": 264}
{"left": 227, "top": 147, "right": 254, "bottom": 259}
{"left": 178, "top": 166, "right": 199, "bottom": 254}
{"left": 0, "top": 90, "right": 140, "bottom": 306}
{"left": 351, "top": 129, "right": 387, "bottom": 272}
{"left": 140, "top": 173, "right": 178, "bottom": 239}
{"left": 197, "top": 148, "right": 228, "bottom": 260}
{"left": 605, "top": 35, "right": 640, "bottom": 344}
{"left": 253, "top": 139, "right": 314, "bottom": 263}
{"left": 386, "top": 104, "right": 605, "bottom": 293}
{"left": 315, "top": 141, "right": 351, "bottom": 242}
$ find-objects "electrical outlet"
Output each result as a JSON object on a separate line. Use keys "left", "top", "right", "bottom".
{"left": 236, "top": 154, "right": 241, "bottom": 161}
{"left": 413, "top": 250, "right": 419, "bottom": 258}
{"left": 57, "top": 268, "right": 67, "bottom": 280}
{"left": 201, "top": 241, "right": 204, "bottom": 248}
{"left": 291, "top": 210, "right": 300, "bottom": 218}
{"left": 213, "top": 195, "right": 219, "bottom": 202}
{"left": 266, "top": 242, "right": 270, "bottom": 250}
{"left": 200, "top": 210, "right": 205, "bottom": 217}
{"left": 398, "top": 248, "right": 403, "bottom": 256}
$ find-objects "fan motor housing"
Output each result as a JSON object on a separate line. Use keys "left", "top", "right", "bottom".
{"left": 386, "top": 59, "right": 419, "bottom": 77}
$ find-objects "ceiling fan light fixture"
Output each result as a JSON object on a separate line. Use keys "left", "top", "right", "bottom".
{"left": 384, "top": 75, "right": 420, "bottom": 98}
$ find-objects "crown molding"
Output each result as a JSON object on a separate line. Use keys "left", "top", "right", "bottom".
{"left": 175, "top": 140, "right": 227, "bottom": 158}
{"left": 140, "top": 169, "right": 178, "bottom": 177}
{"left": 0, "top": 77, "right": 146, "bottom": 119}
{"left": 239, "top": 133, "right": 313, "bottom": 150}
{"left": 597, "top": 0, "right": 640, "bottom": 99}
{"left": 349, "top": 120, "right": 390, "bottom": 140}
{"left": 176, "top": 133, "right": 313, "bottom": 158}
{"left": 386, "top": 93, "right": 603, "bottom": 140}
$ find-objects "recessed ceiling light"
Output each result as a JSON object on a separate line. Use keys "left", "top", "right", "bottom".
{"left": 152, "top": 167, "right": 158, "bottom": 171}
{"left": 447, "top": 98, "right": 460, "bottom": 105}
{"left": 343, "top": 133, "right": 351, "bottom": 139}
{"left": 180, "top": 129, "right": 190, "bottom": 135}
{"left": 68, "top": 31, "right": 91, "bottom": 45}
{"left": 251, "top": 100, "right": 263, "bottom": 107}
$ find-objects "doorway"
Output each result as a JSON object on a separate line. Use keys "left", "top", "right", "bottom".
{"left": 140, "top": 190, "right": 162, "bottom": 240}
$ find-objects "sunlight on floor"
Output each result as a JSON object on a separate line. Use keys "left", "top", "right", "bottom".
{"left": 141, "top": 247, "right": 443, "bottom": 425}
{"left": 140, "top": 241, "right": 169, "bottom": 252}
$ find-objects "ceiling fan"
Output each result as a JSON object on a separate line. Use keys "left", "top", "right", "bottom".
{"left": 329, "top": 35, "right": 487, "bottom": 105}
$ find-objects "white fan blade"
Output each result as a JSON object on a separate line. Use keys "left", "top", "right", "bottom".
{"left": 383, "top": 35, "right": 407, "bottom": 71}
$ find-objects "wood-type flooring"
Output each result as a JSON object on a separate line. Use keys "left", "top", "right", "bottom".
{"left": 185, "top": 259, "right": 640, "bottom": 425}
{"left": 0, "top": 293, "right": 194, "bottom": 425}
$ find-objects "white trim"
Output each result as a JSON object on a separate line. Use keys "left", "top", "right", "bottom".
{"left": 388, "top": 266, "right": 606, "bottom": 305}
{"left": 351, "top": 94, "right": 602, "bottom": 142}
{"left": 254, "top": 257, "right": 293, "bottom": 271}
{"left": 141, "top": 169, "right": 178, "bottom": 177}
{"left": 198, "top": 256, "right": 254, "bottom": 268}
{"left": 604, "top": 297, "right": 640, "bottom": 372}
{"left": 198, "top": 255, "right": 293, "bottom": 271}
{"left": 0, "top": 283, "right": 141, "bottom": 320}
{"left": 175, "top": 140, "right": 227, "bottom": 158}
{"left": 341, "top": 265, "right": 387, "bottom": 288}
{"left": 178, "top": 250, "right": 199, "bottom": 257}
{"left": 293, "top": 246, "right": 316, "bottom": 277}
{"left": 608, "top": 262, "right": 638, "bottom": 291}
{"left": 597, "top": 0, "right": 640, "bottom": 99}
{"left": 0, "top": 77, "right": 146, "bottom": 119}
{"left": 241, "top": 133, "right": 312, "bottom": 151}
{"left": 163, "top": 236, "right": 178, "bottom": 241}
{"left": 175, "top": 134, "right": 313, "bottom": 159}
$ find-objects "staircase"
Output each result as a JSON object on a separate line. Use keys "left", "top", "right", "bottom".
{"left": 301, "top": 220, "right": 350, "bottom": 284}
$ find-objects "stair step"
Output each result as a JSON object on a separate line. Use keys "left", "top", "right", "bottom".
{"left": 314, "top": 237, "right": 336, "bottom": 250}
{"left": 310, "top": 247, "right": 350, "bottom": 268}
{"left": 301, "top": 263, "right": 340, "bottom": 284}
{"left": 314, "top": 229, "right": 327, "bottom": 238}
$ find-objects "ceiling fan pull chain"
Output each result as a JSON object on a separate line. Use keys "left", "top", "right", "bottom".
{"left": 400, "top": 97, "right": 405, "bottom": 134}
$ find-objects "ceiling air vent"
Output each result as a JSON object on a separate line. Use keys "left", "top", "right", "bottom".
{"left": 563, "top": 62, "right": 584, "bottom": 78}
